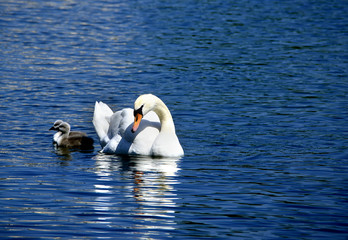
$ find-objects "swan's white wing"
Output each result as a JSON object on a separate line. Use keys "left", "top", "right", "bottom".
{"left": 93, "top": 101, "right": 114, "bottom": 147}
{"left": 102, "top": 108, "right": 133, "bottom": 154}
{"left": 108, "top": 108, "right": 133, "bottom": 138}
{"left": 102, "top": 110, "right": 161, "bottom": 155}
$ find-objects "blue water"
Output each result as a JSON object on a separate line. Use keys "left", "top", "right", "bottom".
{"left": 1, "top": 0, "right": 348, "bottom": 239}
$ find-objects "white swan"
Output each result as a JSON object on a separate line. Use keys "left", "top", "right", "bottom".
{"left": 93, "top": 94, "right": 184, "bottom": 157}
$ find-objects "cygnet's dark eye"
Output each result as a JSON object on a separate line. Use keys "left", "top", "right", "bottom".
{"left": 133, "top": 105, "right": 144, "bottom": 117}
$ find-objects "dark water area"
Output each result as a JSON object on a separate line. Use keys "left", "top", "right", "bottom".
{"left": 1, "top": 0, "right": 348, "bottom": 239}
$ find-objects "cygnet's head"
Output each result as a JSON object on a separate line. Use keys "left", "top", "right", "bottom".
{"left": 57, "top": 122, "right": 71, "bottom": 134}
{"left": 49, "top": 119, "right": 64, "bottom": 131}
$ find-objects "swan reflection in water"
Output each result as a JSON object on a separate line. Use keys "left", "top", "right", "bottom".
{"left": 92, "top": 153, "right": 181, "bottom": 234}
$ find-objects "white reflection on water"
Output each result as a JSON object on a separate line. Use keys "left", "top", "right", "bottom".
{"left": 93, "top": 153, "right": 180, "bottom": 234}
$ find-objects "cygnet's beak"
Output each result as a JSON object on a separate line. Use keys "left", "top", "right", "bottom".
{"left": 131, "top": 113, "right": 143, "bottom": 133}
{"left": 49, "top": 126, "right": 57, "bottom": 131}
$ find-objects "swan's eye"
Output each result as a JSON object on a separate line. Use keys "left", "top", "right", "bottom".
{"left": 133, "top": 105, "right": 144, "bottom": 117}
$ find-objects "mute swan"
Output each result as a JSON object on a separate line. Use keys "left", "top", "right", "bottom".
{"left": 50, "top": 121, "right": 94, "bottom": 149}
{"left": 50, "top": 119, "right": 87, "bottom": 143}
{"left": 93, "top": 94, "right": 184, "bottom": 157}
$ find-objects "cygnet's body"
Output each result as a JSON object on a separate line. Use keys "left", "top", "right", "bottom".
{"left": 50, "top": 121, "right": 94, "bottom": 149}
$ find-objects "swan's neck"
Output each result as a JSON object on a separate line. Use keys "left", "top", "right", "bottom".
{"left": 153, "top": 100, "right": 176, "bottom": 133}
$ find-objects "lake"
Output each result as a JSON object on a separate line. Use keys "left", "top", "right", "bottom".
{"left": 1, "top": 0, "right": 348, "bottom": 239}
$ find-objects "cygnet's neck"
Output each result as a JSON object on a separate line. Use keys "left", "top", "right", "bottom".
{"left": 53, "top": 131, "right": 62, "bottom": 142}
{"left": 153, "top": 99, "right": 176, "bottom": 133}
{"left": 57, "top": 129, "right": 69, "bottom": 146}
{"left": 60, "top": 127, "right": 70, "bottom": 140}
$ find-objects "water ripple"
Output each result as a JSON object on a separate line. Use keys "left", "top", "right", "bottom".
{"left": 1, "top": 0, "right": 348, "bottom": 239}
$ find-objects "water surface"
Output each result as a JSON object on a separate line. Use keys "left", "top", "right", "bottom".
{"left": 1, "top": 0, "right": 348, "bottom": 239}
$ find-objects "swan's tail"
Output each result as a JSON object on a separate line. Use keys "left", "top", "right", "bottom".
{"left": 93, "top": 101, "right": 114, "bottom": 147}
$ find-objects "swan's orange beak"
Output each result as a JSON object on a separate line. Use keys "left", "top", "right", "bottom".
{"left": 132, "top": 113, "right": 143, "bottom": 133}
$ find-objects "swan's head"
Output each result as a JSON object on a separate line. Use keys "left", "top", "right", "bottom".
{"left": 49, "top": 119, "right": 63, "bottom": 131}
{"left": 132, "top": 94, "right": 157, "bottom": 133}
{"left": 57, "top": 122, "right": 71, "bottom": 134}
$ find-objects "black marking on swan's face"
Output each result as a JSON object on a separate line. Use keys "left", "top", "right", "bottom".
{"left": 133, "top": 104, "right": 144, "bottom": 118}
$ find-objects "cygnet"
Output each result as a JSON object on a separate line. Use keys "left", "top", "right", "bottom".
{"left": 50, "top": 121, "right": 94, "bottom": 149}
{"left": 50, "top": 119, "right": 88, "bottom": 142}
